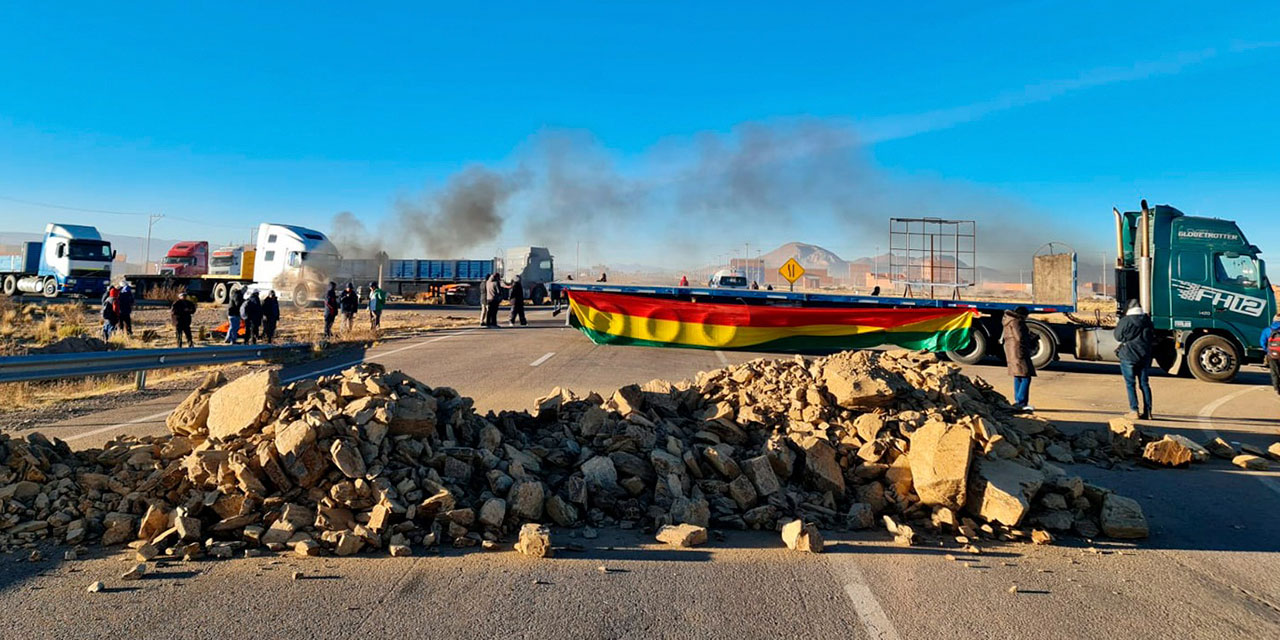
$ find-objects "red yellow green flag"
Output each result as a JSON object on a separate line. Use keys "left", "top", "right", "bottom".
{"left": 568, "top": 290, "right": 973, "bottom": 353}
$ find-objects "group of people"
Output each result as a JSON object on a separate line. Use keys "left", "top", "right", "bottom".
{"left": 223, "top": 288, "right": 280, "bottom": 345}
{"left": 100, "top": 285, "right": 135, "bottom": 340}
{"left": 480, "top": 273, "right": 526, "bottom": 327}
{"left": 322, "top": 281, "right": 387, "bottom": 338}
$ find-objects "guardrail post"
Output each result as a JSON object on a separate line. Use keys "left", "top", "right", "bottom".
{"left": 135, "top": 370, "right": 147, "bottom": 390}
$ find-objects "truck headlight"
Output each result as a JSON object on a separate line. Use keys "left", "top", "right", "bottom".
{"left": 66, "top": 278, "right": 77, "bottom": 285}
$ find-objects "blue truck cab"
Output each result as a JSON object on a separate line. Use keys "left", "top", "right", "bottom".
{"left": 0, "top": 223, "right": 114, "bottom": 298}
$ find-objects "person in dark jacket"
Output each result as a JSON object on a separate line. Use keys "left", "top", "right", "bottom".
{"left": 262, "top": 290, "right": 280, "bottom": 344}
{"left": 483, "top": 273, "right": 502, "bottom": 328}
{"left": 323, "top": 282, "right": 338, "bottom": 338}
{"left": 338, "top": 283, "right": 359, "bottom": 332}
{"left": 1001, "top": 306, "right": 1036, "bottom": 411}
{"left": 1114, "top": 299, "right": 1156, "bottom": 419}
{"left": 117, "top": 285, "right": 135, "bottom": 336}
{"left": 101, "top": 296, "right": 118, "bottom": 341}
{"left": 241, "top": 291, "right": 263, "bottom": 345}
{"left": 170, "top": 293, "right": 196, "bottom": 348}
{"left": 224, "top": 289, "right": 244, "bottom": 344}
{"left": 506, "top": 275, "right": 527, "bottom": 326}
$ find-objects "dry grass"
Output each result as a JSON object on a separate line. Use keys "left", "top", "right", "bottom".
{"left": 0, "top": 298, "right": 91, "bottom": 350}
{"left": 0, "top": 366, "right": 210, "bottom": 413}
{"left": 141, "top": 282, "right": 185, "bottom": 302}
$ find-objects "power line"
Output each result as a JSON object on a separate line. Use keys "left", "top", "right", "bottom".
{"left": 0, "top": 194, "right": 152, "bottom": 216}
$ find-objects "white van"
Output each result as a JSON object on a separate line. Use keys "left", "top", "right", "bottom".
{"left": 708, "top": 269, "right": 749, "bottom": 289}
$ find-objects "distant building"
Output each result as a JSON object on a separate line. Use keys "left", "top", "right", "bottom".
{"left": 729, "top": 258, "right": 765, "bottom": 284}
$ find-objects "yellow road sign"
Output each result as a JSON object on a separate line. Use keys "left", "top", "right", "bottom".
{"left": 779, "top": 257, "right": 805, "bottom": 284}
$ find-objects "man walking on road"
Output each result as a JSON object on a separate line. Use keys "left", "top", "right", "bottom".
{"left": 1001, "top": 306, "right": 1035, "bottom": 412}
{"left": 323, "top": 282, "right": 338, "bottom": 338}
{"left": 1114, "top": 299, "right": 1156, "bottom": 419}
{"left": 506, "top": 275, "right": 527, "bottom": 327}
{"left": 171, "top": 293, "right": 196, "bottom": 348}
{"left": 262, "top": 290, "right": 280, "bottom": 344}
{"left": 225, "top": 289, "right": 243, "bottom": 344}
{"left": 117, "top": 284, "right": 135, "bottom": 336}
{"left": 483, "top": 273, "right": 502, "bottom": 328}
{"left": 368, "top": 281, "right": 387, "bottom": 331}
{"left": 241, "top": 291, "right": 263, "bottom": 345}
{"left": 339, "top": 283, "right": 359, "bottom": 332}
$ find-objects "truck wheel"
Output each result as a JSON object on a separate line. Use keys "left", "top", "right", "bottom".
{"left": 531, "top": 285, "right": 547, "bottom": 306}
{"left": 229, "top": 283, "right": 245, "bottom": 301}
{"left": 1187, "top": 334, "right": 1240, "bottom": 383}
{"left": 1028, "top": 322, "right": 1057, "bottom": 370}
{"left": 946, "top": 327, "right": 988, "bottom": 365}
{"left": 213, "top": 283, "right": 229, "bottom": 305}
{"left": 42, "top": 278, "right": 58, "bottom": 298}
{"left": 2, "top": 275, "right": 15, "bottom": 296}
{"left": 293, "top": 285, "right": 311, "bottom": 308}
{"left": 1153, "top": 340, "right": 1187, "bottom": 377}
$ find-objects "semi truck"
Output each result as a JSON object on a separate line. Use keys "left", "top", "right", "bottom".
{"left": 130, "top": 241, "right": 257, "bottom": 303}
{"left": 0, "top": 223, "right": 114, "bottom": 298}
{"left": 560, "top": 202, "right": 1275, "bottom": 384}
{"left": 332, "top": 246, "right": 556, "bottom": 305}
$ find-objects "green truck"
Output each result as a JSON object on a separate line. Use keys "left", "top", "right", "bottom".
{"left": 1073, "top": 200, "right": 1276, "bottom": 382}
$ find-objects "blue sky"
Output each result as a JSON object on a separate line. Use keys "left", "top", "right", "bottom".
{"left": 1, "top": 1, "right": 1278, "bottom": 274}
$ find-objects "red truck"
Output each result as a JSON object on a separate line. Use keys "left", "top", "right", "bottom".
{"left": 159, "top": 241, "right": 208, "bottom": 277}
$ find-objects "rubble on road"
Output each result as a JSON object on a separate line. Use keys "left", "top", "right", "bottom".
{"left": 2, "top": 349, "right": 1163, "bottom": 561}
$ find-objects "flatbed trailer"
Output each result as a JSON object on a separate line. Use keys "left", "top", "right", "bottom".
{"left": 557, "top": 281, "right": 1081, "bottom": 371}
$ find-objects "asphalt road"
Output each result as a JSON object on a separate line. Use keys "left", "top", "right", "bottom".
{"left": 4, "top": 308, "right": 1279, "bottom": 639}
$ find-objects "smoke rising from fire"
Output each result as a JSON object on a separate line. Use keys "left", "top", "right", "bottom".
{"left": 327, "top": 119, "right": 1099, "bottom": 270}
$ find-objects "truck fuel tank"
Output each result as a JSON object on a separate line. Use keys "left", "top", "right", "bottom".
{"left": 1075, "top": 327, "right": 1122, "bottom": 363}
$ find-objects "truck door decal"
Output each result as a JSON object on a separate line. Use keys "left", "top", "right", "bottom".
{"left": 1171, "top": 279, "right": 1267, "bottom": 317}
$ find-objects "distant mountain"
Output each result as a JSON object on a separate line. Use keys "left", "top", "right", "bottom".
{"left": 761, "top": 242, "right": 849, "bottom": 273}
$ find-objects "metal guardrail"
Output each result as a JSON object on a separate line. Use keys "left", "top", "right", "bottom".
{"left": 0, "top": 343, "right": 310, "bottom": 387}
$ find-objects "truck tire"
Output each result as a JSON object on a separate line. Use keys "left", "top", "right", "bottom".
{"left": 2, "top": 275, "right": 15, "bottom": 296}
{"left": 293, "top": 285, "right": 311, "bottom": 308}
{"left": 1027, "top": 321, "right": 1057, "bottom": 370}
{"left": 946, "top": 327, "right": 988, "bottom": 365}
{"left": 42, "top": 278, "right": 58, "bottom": 298}
{"left": 530, "top": 285, "right": 547, "bottom": 306}
{"left": 1187, "top": 334, "right": 1240, "bottom": 383}
{"left": 213, "top": 282, "right": 229, "bottom": 305}
{"left": 1153, "top": 339, "right": 1188, "bottom": 377}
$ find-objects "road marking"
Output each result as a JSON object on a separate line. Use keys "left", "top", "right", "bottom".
{"left": 1196, "top": 386, "right": 1280, "bottom": 499}
{"left": 530, "top": 352, "right": 555, "bottom": 367}
{"left": 715, "top": 350, "right": 730, "bottom": 366}
{"left": 828, "top": 558, "right": 901, "bottom": 640}
{"left": 57, "top": 330, "right": 476, "bottom": 444}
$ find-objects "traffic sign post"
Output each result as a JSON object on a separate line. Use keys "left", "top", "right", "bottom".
{"left": 779, "top": 257, "right": 805, "bottom": 292}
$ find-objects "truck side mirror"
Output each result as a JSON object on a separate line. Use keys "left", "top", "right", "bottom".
{"left": 111, "top": 250, "right": 117, "bottom": 260}
{"left": 56, "top": 244, "right": 65, "bottom": 258}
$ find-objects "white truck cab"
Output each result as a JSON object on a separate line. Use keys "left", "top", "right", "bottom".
{"left": 248, "top": 223, "right": 341, "bottom": 306}
{"left": 708, "top": 269, "right": 749, "bottom": 289}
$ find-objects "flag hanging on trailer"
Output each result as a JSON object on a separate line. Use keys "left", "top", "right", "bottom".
{"left": 567, "top": 291, "right": 974, "bottom": 353}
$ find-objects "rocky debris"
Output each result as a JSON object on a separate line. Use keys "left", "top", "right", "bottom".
{"left": 1268, "top": 442, "right": 1280, "bottom": 461}
{"left": 1030, "top": 529, "right": 1053, "bottom": 545}
{"left": 514, "top": 523, "right": 552, "bottom": 558}
{"left": 780, "top": 519, "right": 824, "bottom": 552}
{"left": 1203, "top": 438, "right": 1238, "bottom": 459}
{"left": 655, "top": 523, "right": 708, "bottom": 547}
{"left": 87, "top": 581, "right": 105, "bottom": 593}
{"left": 1143, "top": 437, "right": 1196, "bottom": 467}
{"left": 121, "top": 563, "right": 146, "bottom": 581}
{"left": 883, "top": 515, "right": 916, "bottom": 546}
{"left": 1232, "top": 455, "right": 1270, "bottom": 471}
{"left": 1, "top": 349, "right": 1157, "bottom": 558}
{"left": 1108, "top": 418, "right": 1143, "bottom": 457}
{"left": 1099, "top": 494, "right": 1149, "bottom": 539}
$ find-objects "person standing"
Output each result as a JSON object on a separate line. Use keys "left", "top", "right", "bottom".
{"left": 323, "top": 282, "right": 338, "bottom": 338}
{"left": 225, "top": 288, "right": 243, "bottom": 344}
{"left": 368, "top": 281, "right": 387, "bottom": 331}
{"left": 1001, "top": 306, "right": 1036, "bottom": 412}
{"left": 679, "top": 275, "right": 689, "bottom": 287}
{"left": 170, "top": 293, "right": 196, "bottom": 348}
{"left": 506, "top": 275, "right": 527, "bottom": 326}
{"left": 262, "top": 290, "right": 280, "bottom": 344}
{"left": 597, "top": 272, "right": 608, "bottom": 282}
{"left": 117, "top": 284, "right": 135, "bottom": 336}
{"left": 101, "top": 293, "right": 118, "bottom": 341}
{"left": 241, "top": 291, "right": 263, "bottom": 345}
{"left": 1114, "top": 299, "right": 1156, "bottom": 419}
{"left": 339, "top": 283, "right": 359, "bottom": 332}
{"left": 483, "top": 273, "right": 502, "bottom": 328}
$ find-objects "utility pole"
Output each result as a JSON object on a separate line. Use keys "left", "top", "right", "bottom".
{"left": 575, "top": 241, "right": 580, "bottom": 279}
{"left": 144, "top": 213, "right": 164, "bottom": 274}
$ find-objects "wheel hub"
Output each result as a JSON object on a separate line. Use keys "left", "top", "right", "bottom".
{"left": 1199, "top": 346, "right": 1234, "bottom": 374}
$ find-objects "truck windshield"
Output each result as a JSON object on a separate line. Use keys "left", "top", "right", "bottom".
{"left": 211, "top": 255, "right": 235, "bottom": 267}
{"left": 164, "top": 257, "right": 196, "bottom": 266}
{"left": 718, "top": 276, "right": 748, "bottom": 287}
{"left": 68, "top": 241, "right": 112, "bottom": 261}
{"left": 1215, "top": 254, "right": 1259, "bottom": 288}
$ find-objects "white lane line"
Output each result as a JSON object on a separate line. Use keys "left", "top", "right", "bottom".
{"left": 58, "top": 330, "right": 477, "bottom": 444}
{"left": 830, "top": 559, "right": 902, "bottom": 640}
{"left": 715, "top": 350, "right": 730, "bottom": 366}
{"left": 530, "top": 352, "right": 555, "bottom": 367}
{"left": 1196, "top": 386, "right": 1280, "bottom": 499}
{"left": 282, "top": 329, "right": 475, "bottom": 383}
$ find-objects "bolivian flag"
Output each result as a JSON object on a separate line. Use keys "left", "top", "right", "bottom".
{"left": 569, "top": 291, "right": 973, "bottom": 353}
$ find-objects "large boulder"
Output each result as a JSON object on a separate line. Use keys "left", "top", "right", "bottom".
{"left": 907, "top": 419, "right": 972, "bottom": 509}
{"left": 1099, "top": 494, "right": 1149, "bottom": 538}
{"left": 798, "top": 436, "right": 845, "bottom": 496}
{"left": 390, "top": 395, "right": 437, "bottom": 436}
{"left": 206, "top": 370, "right": 279, "bottom": 441}
{"left": 967, "top": 458, "right": 1044, "bottom": 526}
{"left": 820, "top": 351, "right": 903, "bottom": 409}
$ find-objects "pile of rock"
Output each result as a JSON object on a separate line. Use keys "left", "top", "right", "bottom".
{"left": 1113, "top": 417, "right": 1278, "bottom": 472}
{"left": 4, "top": 349, "right": 1163, "bottom": 559}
